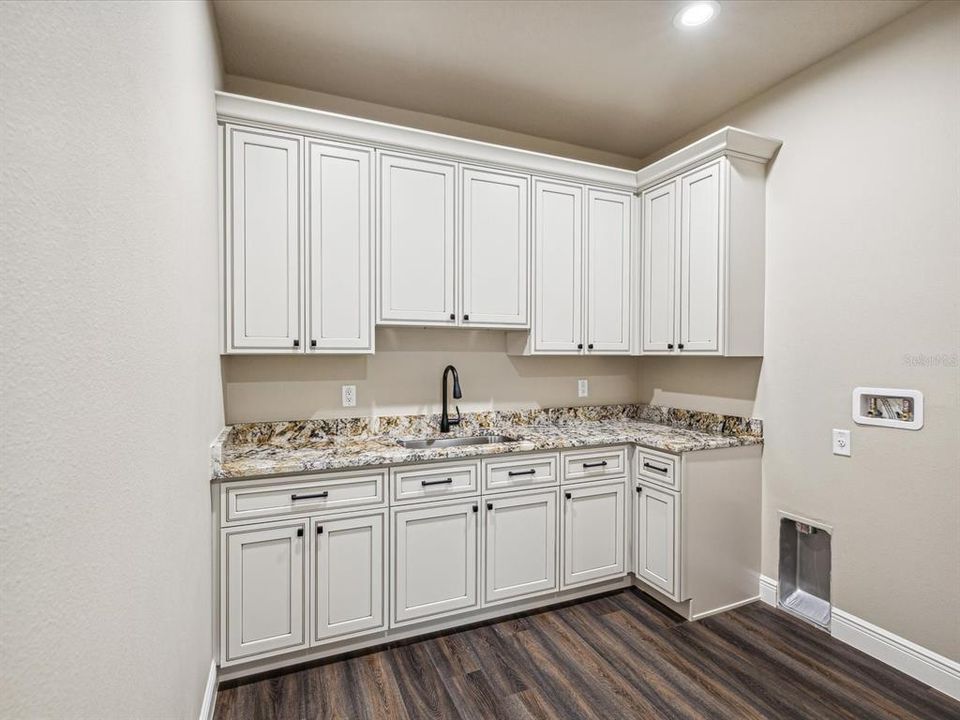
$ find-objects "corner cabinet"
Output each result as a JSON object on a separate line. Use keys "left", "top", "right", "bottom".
{"left": 510, "top": 180, "right": 632, "bottom": 355}
{"left": 640, "top": 155, "right": 766, "bottom": 356}
{"left": 222, "top": 125, "right": 374, "bottom": 354}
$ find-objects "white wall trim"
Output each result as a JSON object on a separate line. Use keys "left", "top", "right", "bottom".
{"left": 199, "top": 659, "right": 218, "bottom": 720}
{"left": 691, "top": 594, "right": 760, "bottom": 621}
{"left": 759, "top": 574, "right": 778, "bottom": 606}
{"left": 758, "top": 576, "right": 959, "bottom": 700}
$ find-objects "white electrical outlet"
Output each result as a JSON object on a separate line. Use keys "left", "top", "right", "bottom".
{"left": 832, "top": 428, "right": 851, "bottom": 457}
{"left": 577, "top": 378, "right": 588, "bottom": 398}
{"left": 342, "top": 385, "right": 356, "bottom": 408}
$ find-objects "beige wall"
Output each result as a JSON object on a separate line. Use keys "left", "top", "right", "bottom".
{"left": 639, "top": 1, "right": 960, "bottom": 659}
{"left": 224, "top": 328, "right": 638, "bottom": 423}
{"left": 223, "top": 74, "right": 643, "bottom": 169}
{"left": 0, "top": 2, "right": 224, "bottom": 718}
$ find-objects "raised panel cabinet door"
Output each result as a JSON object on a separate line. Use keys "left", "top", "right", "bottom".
{"left": 228, "top": 127, "right": 302, "bottom": 351}
{"left": 635, "top": 484, "right": 678, "bottom": 598}
{"left": 307, "top": 141, "right": 373, "bottom": 352}
{"left": 534, "top": 180, "right": 583, "bottom": 352}
{"left": 461, "top": 167, "right": 529, "bottom": 327}
{"left": 586, "top": 189, "right": 631, "bottom": 353}
{"left": 379, "top": 152, "right": 456, "bottom": 324}
{"left": 223, "top": 521, "right": 306, "bottom": 662}
{"left": 483, "top": 490, "right": 558, "bottom": 605}
{"left": 391, "top": 500, "right": 479, "bottom": 625}
{"left": 562, "top": 481, "right": 625, "bottom": 588}
{"left": 641, "top": 179, "right": 678, "bottom": 352}
{"left": 312, "top": 511, "right": 385, "bottom": 644}
{"left": 679, "top": 161, "right": 723, "bottom": 353}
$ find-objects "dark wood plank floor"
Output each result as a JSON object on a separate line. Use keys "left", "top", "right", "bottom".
{"left": 214, "top": 589, "right": 959, "bottom": 720}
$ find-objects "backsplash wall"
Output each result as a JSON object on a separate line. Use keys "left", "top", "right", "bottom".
{"left": 222, "top": 327, "right": 640, "bottom": 423}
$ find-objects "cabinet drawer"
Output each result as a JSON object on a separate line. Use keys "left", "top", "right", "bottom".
{"left": 222, "top": 470, "right": 387, "bottom": 525}
{"left": 562, "top": 447, "right": 627, "bottom": 483}
{"left": 483, "top": 453, "right": 559, "bottom": 493}
{"left": 636, "top": 448, "right": 680, "bottom": 491}
{"left": 391, "top": 462, "right": 480, "bottom": 503}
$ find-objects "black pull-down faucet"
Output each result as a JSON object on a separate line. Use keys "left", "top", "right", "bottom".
{"left": 440, "top": 365, "right": 462, "bottom": 433}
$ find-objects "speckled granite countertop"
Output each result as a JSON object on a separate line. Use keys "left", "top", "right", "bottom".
{"left": 211, "top": 405, "right": 762, "bottom": 481}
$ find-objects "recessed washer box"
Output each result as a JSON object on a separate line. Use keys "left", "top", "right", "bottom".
{"left": 852, "top": 387, "right": 923, "bottom": 430}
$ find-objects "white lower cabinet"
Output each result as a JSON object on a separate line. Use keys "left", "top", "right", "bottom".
{"left": 222, "top": 520, "right": 307, "bottom": 662}
{"left": 633, "top": 483, "right": 680, "bottom": 599}
{"left": 311, "top": 510, "right": 386, "bottom": 644}
{"left": 483, "top": 489, "right": 558, "bottom": 606}
{"left": 391, "top": 498, "right": 479, "bottom": 625}
{"left": 561, "top": 480, "right": 626, "bottom": 588}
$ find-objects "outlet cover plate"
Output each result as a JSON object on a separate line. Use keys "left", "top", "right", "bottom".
{"left": 832, "top": 428, "right": 851, "bottom": 457}
{"left": 577, "top": 379, "right": 588, "bottom": 398}
{"left": 342, "top": 385, "right": 356, "bottom": 407}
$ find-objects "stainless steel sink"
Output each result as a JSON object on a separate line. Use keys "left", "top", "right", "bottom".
{"left": 398, "top": 434, "right": 517, "bottom": 449}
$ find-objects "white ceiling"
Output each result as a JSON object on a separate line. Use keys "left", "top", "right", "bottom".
{"left": 212, "top": 0, "right": 921, "bottom": 160}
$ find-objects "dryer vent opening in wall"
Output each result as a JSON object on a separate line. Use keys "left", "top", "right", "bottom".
{"left": 778, "top": 514, "right": 832, "bottom": 630}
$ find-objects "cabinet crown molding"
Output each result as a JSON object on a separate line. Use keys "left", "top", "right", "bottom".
{"left": 216, "top": 92, "right": 637, "bottom": 190}
{"left": 635, "top": 126, "right": 782, "bottom": 190}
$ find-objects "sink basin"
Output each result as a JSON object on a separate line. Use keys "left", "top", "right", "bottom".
{"left": 398, "top": 434, "right": 517, "bottom": 449}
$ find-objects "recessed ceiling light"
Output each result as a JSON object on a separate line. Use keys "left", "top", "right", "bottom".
{"left": 674, "top": 1, "right": 720, "bottom": 29}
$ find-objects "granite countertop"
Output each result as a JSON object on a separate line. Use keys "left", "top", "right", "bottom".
{"left": 211, "top": 404, "right": 762, "bottom": 481}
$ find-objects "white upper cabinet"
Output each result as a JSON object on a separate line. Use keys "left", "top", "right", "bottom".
{"left": 460, "top": 167, "right": 529, "bottom": 327}
{"left": 586, "top": 189, "right": 632, "bottom": 353}
{"left": 679, "top": 161, "right": 722, "bottom": 353}
{"left": 226, "top": 127, "right": 302, "bottom": 352}
{"left": 641, "top": 180, "right": 678, "bottom": 352}
{"left": 306, "top": 141, "right": 373, "bottom": 353}
{"left": 378, "top": 152, "right": 456, "bottom": 325}
{"left": 533, "top": 180, "right": 584, "bottom": 353}
{"left": 639, "top": 154, "right": 767, "bottom": 356}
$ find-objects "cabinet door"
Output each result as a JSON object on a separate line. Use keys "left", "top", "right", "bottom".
{"left": 378, "top": 153, "right": 456, "bottom": 324}
{"left": 586, "top": 189, "right": 631, "bottom": 353}
{"left": 228, "top": 127, "right": 302, "bottom": 351}
{"left": 307, "top": 141, "right": 373, "bottom": 352}
{"left": 483, "top": 490, "right": 557, "bottom": 605}
{"left": 312, "top": 511, "right": 385, "bottom": 644}
{"left": 222, "top": 521, "right": 306, "bottom": 662}
{"left": 641, "top": 180, "right": 678, "bottom": 352}
{"left": 679, "top": 161, "right": 723, "bottom": 353}
{"left": 635, "top": 484, "right": 679, "bottom": 598}
{"left": 392, "top": 500, "right": 479, "bottom": 625}
{"left": 562, "top": 481, "right": 625, "bottom": 588}
{"left": 534, "top": 180, "right": 583, "bottom": 353}
{"left": 461, "top": 167, "right": 529, "bottom": 327}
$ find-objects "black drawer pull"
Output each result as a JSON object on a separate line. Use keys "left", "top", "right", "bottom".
{"left": 643, "top": 462, "right": 669, "bottom": 474}
{"left": 507, "top": 469, "right": 536, "bottom": 477}
{"left": 421, "top": 478, "right": 454, "bottom": 487}
{"left": 292, "top": 491, "right": 329, "bottom": 501}
{"left": 582, "top": 460, "right": 608, "bottom": 468}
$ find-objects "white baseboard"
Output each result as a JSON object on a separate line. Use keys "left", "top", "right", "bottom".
{"left": 691, "top": 595, "right": 759, "bottom": 621}
{"left": 199, "top": 658, "right": 218, "bottom": 720}
{"left": 758, "top": 574, "right": 777, "bottom": 607}
{"left": 758, "top": 576, "right": 959, "bottom": 700}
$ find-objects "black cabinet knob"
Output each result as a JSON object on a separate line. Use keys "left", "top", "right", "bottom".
{"left": 472, "top": 504, "right": 478, "bottom": 512}
{"left": 310, "top": 339, "right": 317, "bottom": 348}
{"left": 463, "top": 314, "right": 469, "bottom": 321}
{"left": 486, "top": 502, "right": 493, "bottom": 510}
{"left": 293, "top": 339, "right": 299, "bottom": 348}
{"left": 296, "top": 527, "right": 303, "bottom": 537}
{"left": 588, "top": 343, "right": 594, "bottom": 350}
{"left": 565, "top": 492, "right": 572, "bottom": 499}
{"left": 449, "top": 313, "right": 455, "bottom": 320}
{"left": 636, "top": 486, "right": 642, "bottom": 494}
{"left": 667, "top": 343, "right": 674, "bottom": 349}
{"left": 317, "top": 525, "right": 324, "bottom": 534}
{"left": 678, "top": 343, "right": 685, "bottom": 350}
{"left": 577, "top": 343, "right": 583, "bottom": 350}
